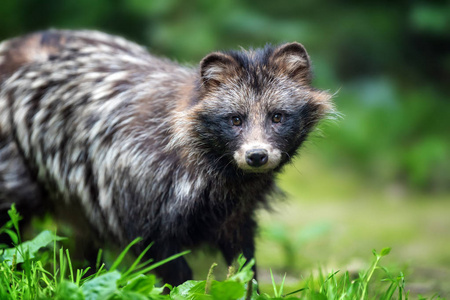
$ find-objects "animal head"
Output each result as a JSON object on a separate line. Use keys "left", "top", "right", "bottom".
{"left": 173, "top": 43, "right": 333, "bottom": 173}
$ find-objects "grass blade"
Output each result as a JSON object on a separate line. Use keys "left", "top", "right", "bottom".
{"left": 270, "top": 268, "right": 278, "bottom": 297}
{"left": 66, "top": 249, "right": 74, "bottom": 282}
{"left": 382, "top": 282, "right": 397, "bottom": 300}
{"left": 122, "top": 250, "right": 190, "bottom": 283}
{"left": 109, "top": 237, "right": 142, "bottom": 271}
{"left": 121, "top": 242, "right": 154, "bottom": 278}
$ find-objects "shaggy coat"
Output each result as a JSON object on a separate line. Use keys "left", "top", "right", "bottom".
{"left": 0, "top": 30, "right": 332, "bottom": 285}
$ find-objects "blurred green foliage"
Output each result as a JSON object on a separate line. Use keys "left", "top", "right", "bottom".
{"left": 0, "top": 0, "right": 448, "bottom": 192}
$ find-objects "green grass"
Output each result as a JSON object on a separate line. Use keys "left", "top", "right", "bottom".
{"left": 1, "top": 205, "right": 445, "bottom": 299}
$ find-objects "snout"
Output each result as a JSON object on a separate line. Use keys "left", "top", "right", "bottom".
{"left": 233, "top": 143, "right": 282, "bottom": 172}
{"left": 245, "top": 149, "right": 268, "bottom": 167}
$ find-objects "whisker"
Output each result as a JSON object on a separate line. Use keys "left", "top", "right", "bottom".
{"left": 282, "top": 151, "right": 302, "bottom": 175}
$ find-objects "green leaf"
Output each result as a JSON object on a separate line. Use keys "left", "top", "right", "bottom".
{"left": 112, "top": 290, "right": 150, "bottom": 300}
{"left": 123, "top": 274, "right": 156, "bottom": 294}
{"left": 210, "top": 281, "right": 245, "bottom": 299}
{"left": 228, "top": 259, "right": 254, "bottom": 283}
{"left": 55, "top": 280, "right": 85, "bottom": 300}
{"left": 4, "top": 229, "right": 18, "bottom": 244}
{"left": 0, "top": 230, "right": 66, "bottom": 265}
{"left": 7, "top": 204, "right": 22, "bottom": 238}
{"left": 170, "top": 280, "right": 205, "bottom": 300}
{"left": 236, "top": 254, "right": 247, "bottom": 272}
{"left": 81, "top": 271, "right": 121, "bottom": 300}
{"left": 150, "top": 285, "right": 167, "bottom": 296}
{"left": 380, "top": 247, "right": 391, "bottom": 257}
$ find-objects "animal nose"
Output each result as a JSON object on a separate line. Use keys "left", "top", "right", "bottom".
{"left": 245, "top": 149, "right": 269, "bottom": 167}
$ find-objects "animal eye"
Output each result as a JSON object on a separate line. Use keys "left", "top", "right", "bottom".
{"left": 272, "top": 113, "right": 283, "bottom": 123}
{"left": 231, "top": 116, "right": 242, "bottom": 126}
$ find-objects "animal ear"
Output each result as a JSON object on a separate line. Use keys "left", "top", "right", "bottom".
{"left": 200, "top": 52, "right": 238, "bottom": 87}
{"left": 270, "top": 42, "right": 312, "bottom": 83}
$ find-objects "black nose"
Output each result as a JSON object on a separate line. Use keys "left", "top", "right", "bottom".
{"left": 245, "top": 149, "right": 269, "bottom": 167}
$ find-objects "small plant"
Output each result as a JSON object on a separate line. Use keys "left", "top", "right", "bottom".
{"left": 171, "top": 254, "right": 257, "bottom": 300}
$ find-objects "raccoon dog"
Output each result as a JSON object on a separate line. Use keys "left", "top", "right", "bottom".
{"left": 0, "top": 30, "right": 333, "bottom": 285}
